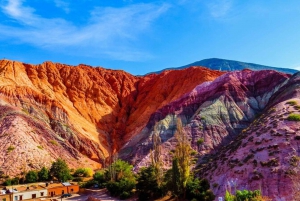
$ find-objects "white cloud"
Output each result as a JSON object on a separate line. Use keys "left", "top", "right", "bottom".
{"left": 54, "top": 0, "right": 70, "bottom": 13}
{"left": 0, "top": 0, "right": 170, "bottom": 61}
{"left": 207, "top": 0, "right": 233, "bottom": 18}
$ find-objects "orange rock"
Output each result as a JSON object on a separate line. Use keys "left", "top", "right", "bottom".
{"left": 0, "top": 59, "right": 223, "bottom": 173}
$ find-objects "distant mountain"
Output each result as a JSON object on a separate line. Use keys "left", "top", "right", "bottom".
{"left": 151, "top": 58, "right": 298, "bottom": 75}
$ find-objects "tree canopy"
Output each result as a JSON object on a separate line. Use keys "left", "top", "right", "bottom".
{"left": 50, "top": 158, "right": 72, "bottom": 182}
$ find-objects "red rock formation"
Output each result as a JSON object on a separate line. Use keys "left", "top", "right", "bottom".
{"left": 0, "top": 59, "right": 223, "bottom": 174}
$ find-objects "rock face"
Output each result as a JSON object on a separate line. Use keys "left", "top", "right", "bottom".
{"left": 2, "top": 58, "right": 300, "bottom": 199}
{"left": 121, "top": 70, "right": 289, "bottom": 165}
{"left": 197, "top": 72, "right": 300, "bottom": 200}
{"left": 120, "top": 69, "right": 296, "bottom": 199}
{"left": 0, "top": 59, "right": 223, "bottom": 175}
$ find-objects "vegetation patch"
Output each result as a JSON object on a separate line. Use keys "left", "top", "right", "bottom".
{"left": 287, "top": 100, "right": 298, "bottom": 106}
{"left": 287, "top": 113, "right": 300, "bottom": 121}
{"left": 197, "top": 138, "right": 204, "bottom": 145}
{"left": 289, "top": 155, "right": 300, "bottom": 167}
{"left": 7, "top": 145, "right": 15, "bottom": 153}
{"left": 37, "top": 145, "right": 43, "bottom": 150}
{"left": 49, "top": 140, "right": 58, "bottom": 146}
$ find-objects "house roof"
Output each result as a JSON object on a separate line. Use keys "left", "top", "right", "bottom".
{"left": 62, "top": 182, "right": 71, "bottom": 186}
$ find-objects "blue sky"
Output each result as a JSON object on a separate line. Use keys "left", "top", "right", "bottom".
{"left": 0, "top": 0, "right": 300, "bottom": 75}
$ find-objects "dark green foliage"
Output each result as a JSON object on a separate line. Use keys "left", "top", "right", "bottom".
{"left": 73, "top": 168, "right": 93, "bottom": 177}
{"left": 137, "top": 166, "right": 165, "bottom": 200}
{"left": 172, "top": 158, "right": 181, "bottom": 197}
{"left": 105, "top": 159, "right": 136, "bottom": 199}
{"left": 186, "top": 178, "right": 215, "bottom": 201}
{"left": 50, "top": 158, "right": 72, "bottom": 182}
{"left": 3, "top": 177, "right": 19, "bottom": 186}
{"left": 287, "top": 114, "right": 300, "bottom": 121}
{"left": 25, "top": 171, "right": 38, "bottom": 183}
{"left": 80, "top": 179, "right": 97, "bottom": 188}
{"left": 287, "top": 101, "right": 297, "bottom": 106}
{"left": 107, "top": 159, "right": 135, "bottom": 182}
{"left": 197, "top": 138, "right": 204, "bottom": 145}
{"left": 38, "top": 167, "right": 49, "bottom": 181}
{"left": 93, "top": 171, "right": 107, "bottom": 188}
{"left": 106, "top": 178, "right": 135, "bottom": 199}
{"left": 225, "top": 189, "right": 264, "bottom": 201}
{"left": 72, "top": 177, "right": 83, "bottom": 182}
{"left": 236, "top": 190, "right": 261, "bottom": 201}
{"left": 3, "top": 179, "right": 12, "bottom": 186}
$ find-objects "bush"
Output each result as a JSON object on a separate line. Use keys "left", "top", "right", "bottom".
{"left": 74, "top": 168, "right": 93, "bottom": 177}
{"left": 38, "top": 167, "right": 49, "bottom": 182}
{"left": 50, "top": 158, "right": 72, "bottom": 182}
{"left": 7, "top": 145, "right": 15, "bottom": 153}
{"left": 12, "top": 177, "right": 20, "bottom": 185}
{"left": 287, "top": 100, "right": 297, "bottom": 106}
{"left": 106, "top": 178, "right": 135, "bottom": 197}
{"left": 3, "top": 179, "right": 12, "bottom": 186}
{"left": 49, "top": 140, "right": 58, "bottom": 146}
{"left": 120, "top": 191, "right": 131, "bottom": 200}
{"left": 137, "top": 166, "right": 166, "bottom": 200}
{"left": 93, "top": 171, "right": 107, "bottom": 188}
{"left": 197, "top": 138, "right": 204, "bottom": 145}
{"left": 225, "top": 189, "right": 266, "bottom": 201}
{"left": 287, "top": 114, "right": 300, "bottom": 121}
{"left": 80, "top": 179, "right": 97, "bottom": 188}
{"left": 72, "top": 177, "right": 83, "bottom": 182}
{"left": 26, "top": 171, "right": 38, "bottom": 183}
{"left": 186, "top": 178, "right": 215, "bottom": 201}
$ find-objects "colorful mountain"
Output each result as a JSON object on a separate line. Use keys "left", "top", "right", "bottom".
{"left": 150, "top": 58, "right": 298, "bottom": 75}
{"left": 0, "top": 59, "right": 223, "bottom": 176}
{"left": 1, "top": 59, "right": 300, "bottom": 199}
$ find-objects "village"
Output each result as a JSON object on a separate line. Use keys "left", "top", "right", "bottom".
{"left": 0, "top": 182, "right": 80, "bottom": 201}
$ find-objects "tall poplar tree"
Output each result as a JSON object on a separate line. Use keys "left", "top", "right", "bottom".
{"left": 151, "top": 123, "right": 163, "bottom": 185}
{"left": 174, "top": 118, "right": 192, "bottom": 199}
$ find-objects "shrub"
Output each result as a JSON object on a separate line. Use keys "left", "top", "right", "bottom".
{"left": 74, "top": 168, "right": 93, "bottom": 177}
{"left": 197, "top": 138, "right": 204, "bottom": 145}
{"left": 106, "top": 178, "right": 135, "bottom": 198}
{"left": 287, "top": 100, "right": 297, "bottom": 106}
{"left": 26, "top": 171, "right": 38, "bottom": 183}
{"left": 38, "top": 167, "right": 49, "bottom": 182}
{"left": 49, "top": 140, "right": 58, "bottom": 145}
{"left": 80, "top": 179, "right": 97, "bottom": 188}
{"left": 50, "top": 158, "right": 72, "bottom": 182}
{"left": 72, "top": 177, "right": 83, "bottom": 182}
{"left": 11, "top": 177, "right": 20, "bottom": 185}
{"left": 7, "top": 145, "right": 15, "bottom": 153}
{"left": 287, "top": 114, "right": 300, "bottom": 121}
{"left": 137, "top": 166, "right": 165, "bottom": 200}
{"left": 186, "top": 178, "right": 215, "bottom": 201}
{"left": 3, "top": 179, "right": 12, "bottom": 186}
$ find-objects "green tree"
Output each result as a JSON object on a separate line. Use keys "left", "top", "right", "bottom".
{"left": 107, "top": 159, "right": 135, "bottom": 182}
{"left": 225, "top": 190, "right": 235, "bottom": 201}
{"left": 93, "top": 170, "right": 107, "bottom": 188}
{"left": 38, "top": 167, "right": 49, "bottom": 181}
{"left": 151, "top": 123, "right": 163, "bottom": 186}
{"left": 25, "top": 171, "right": 38, "bottom": 183}
{"left": 171, "top": 158, "right": 181, "bottom": 197}
{"left": 137, "top": 166, "right": 164, "bottom": 200}
{"left": 106, "top": 159, "right": 136, "bottom": 199}
{"left": 50, "top": 158, "right": 72, "bottom": 182}
{"left": 225, "top": 189, "right": 268, "bottom": 201}
{"left": 174, "top": 118, "right": 192, "bottom": 198}
{"left": 186, "top": 177, "right": 215, "bottom": 201}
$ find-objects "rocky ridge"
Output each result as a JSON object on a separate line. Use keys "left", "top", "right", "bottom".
{"left": 0, "top": 59, "right": 223, "bottom": 175}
